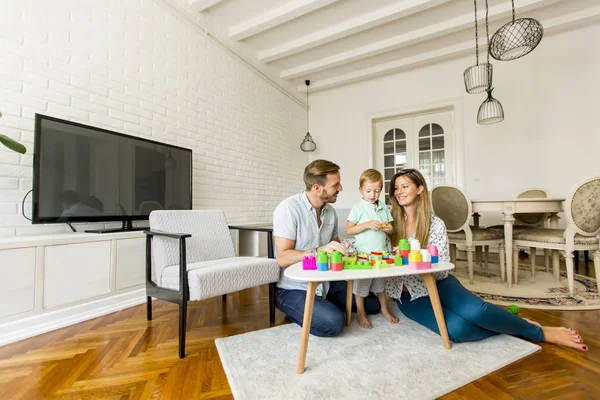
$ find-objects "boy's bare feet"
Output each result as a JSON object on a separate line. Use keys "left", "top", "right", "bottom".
{"left": 357, "top": 311, "right": 372, "bottom": 329}
{"left": 382, "top": 308, "right": 399, "bottom": 324}
{"left": 542, "top": 326, "right": 587, "bottom": 351}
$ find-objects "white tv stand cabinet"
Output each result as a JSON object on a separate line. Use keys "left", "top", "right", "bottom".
{"left": 0, "top": 231, "right": 147, "bottom": 346}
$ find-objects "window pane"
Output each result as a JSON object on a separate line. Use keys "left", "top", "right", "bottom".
{"left": 432, "top": 135, "right": 444, "bottom": 150}
{"left": 395, "top": 141, "right": 406, "bottom": 153}
{"left": 418, "top": 125, "right": 430, "bottom": 137}
{"left": 384, "top": 142, "right": 394, "bottom": 154}
{"left": 395, "top": 129, "right": 406, "bottom": 140}
{"left": 384, "top": 155, "right": 394, "bottom": 167}
{"left": 432, "top": 150, "right": 445, "bottom": 164}
{"left": 419, "top": 151, "right": 431, "bottom": 165}
{"left": 419, "top": 138, "right": 430, "bottom": 151}
{"left": 384, "top": 168, "right": 395, "bottom": 181}
{"left": 431, "top": 123, "right": 443, "bottom": 136}
{"left": 395, "top": 153, "right": 407, "bottom": 166}
{"left": 384, "top": 129, "right": 394, "bottom": 141}
{"left": 385, "top": 194, "right": 390, "bottom": 205}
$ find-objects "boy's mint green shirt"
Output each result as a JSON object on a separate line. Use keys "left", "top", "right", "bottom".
{"left": 348, "top": 199, "right": 393, "bottom": 253}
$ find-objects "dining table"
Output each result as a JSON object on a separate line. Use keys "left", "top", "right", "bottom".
{"left": 471, "top": 198, "right": 565, "bottom": 287}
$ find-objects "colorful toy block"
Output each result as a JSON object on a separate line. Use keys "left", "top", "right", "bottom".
{"left": 394, "top": 253, "right": 403, "bottom": 266}
{"left": 407, "top": 240, "right": 432, "bottom": 270}
{"left": 427, "top": 245, "right": 439, "bottom": 263}
{"left": 302, "top": 256, "right": 317, "bottom": 270}
{"left": 343, "top": 260, "right": 372, "bottom": 270}
{"left": 398, "top": 239, "right": 410, "bottom": 258}
{"left": 373, "top": 260, "right": 389, "bottom": 269}
{"left": 317, "top": 251, "right": 329, "bottom": 271}
{"left": 330, "top": 250, "right": 343, "bottom": 271}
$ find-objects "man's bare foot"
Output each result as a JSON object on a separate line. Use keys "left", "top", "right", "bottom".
{"left": 542, "top": 326, "right": 587, "bottom": 351}
{"left": 382, "top": 309, "right": 399, "bottom": 324}
{"left": 523, "top": 318, "right": 542, "bottom": 328}
{"left": 357, "top": 311, "right": 372, "bottom": 329}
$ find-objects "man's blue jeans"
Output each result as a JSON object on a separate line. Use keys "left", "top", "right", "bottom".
{"left": 276, "top": 281, "right": 381, "bottom": 337}
{"left": 396, "top": 274, "right": 544, "bottom": 343}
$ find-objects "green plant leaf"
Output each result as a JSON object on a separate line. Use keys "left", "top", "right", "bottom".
{"left": 0, "top": 133, "right": 27, "bottom": 154}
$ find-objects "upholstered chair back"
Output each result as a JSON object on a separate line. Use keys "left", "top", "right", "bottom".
{"left": 149, "top": 210, "right": 236, "bottom": 285}
{"left": 514, "top": 188, "right": 549, "bottom": 225}
{"left": 565, "top": 176, "right": 600, "bottom": 236}
{"left": 430, "top": 185, "right": 472, "bottom": 232}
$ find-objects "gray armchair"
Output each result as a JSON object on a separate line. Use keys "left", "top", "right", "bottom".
{"left": 145, "top": 210, "right": 280, "bottom": 358}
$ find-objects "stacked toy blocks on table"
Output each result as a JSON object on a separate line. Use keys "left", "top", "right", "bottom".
{"left": 407, "top": 240, "right": 439, "bottom": 270}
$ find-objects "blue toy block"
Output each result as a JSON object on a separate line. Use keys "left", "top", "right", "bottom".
{"left": 317, "top": 263, "right": 329, "bottom": 271}
{"left": 431, "top": 256, "right": 439, "bottom": 264}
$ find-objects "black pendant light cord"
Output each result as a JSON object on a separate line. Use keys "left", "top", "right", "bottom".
{"left": 511, "top": 0, "right": 515, "bottom": 23}
{"left": 473, "top": 0, "right": 479, "bottom": 65}
{"left": 485, "top": 0, "right": 490, "bottom": 74}
{"left": 305, "top": 80, "right": 310, "bottom": 132}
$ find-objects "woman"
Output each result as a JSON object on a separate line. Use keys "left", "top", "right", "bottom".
{"left": 385, "top": 169, "right": 587, "bottom": 351}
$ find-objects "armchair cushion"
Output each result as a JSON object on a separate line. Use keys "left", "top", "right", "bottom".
{"left": 162, "top": 256, "right": 280, "bottom": 301}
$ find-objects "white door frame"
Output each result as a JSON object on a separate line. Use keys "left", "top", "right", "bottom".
{"left": 366, "top": 97, "right": 465, "bottom": 187}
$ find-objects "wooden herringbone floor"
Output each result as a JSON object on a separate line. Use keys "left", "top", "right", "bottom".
{"left": 0, "top": 262, "right": 598, "bottom": 400}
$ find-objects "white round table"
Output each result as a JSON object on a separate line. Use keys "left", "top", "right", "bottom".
{"left": 284, "top": 261, "right": 456, "bottom": 374}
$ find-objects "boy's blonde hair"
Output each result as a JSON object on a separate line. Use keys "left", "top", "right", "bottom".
{"left": 359, "top": 169, "right": 383, "bottom": 188}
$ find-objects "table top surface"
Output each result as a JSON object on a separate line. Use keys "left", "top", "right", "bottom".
{"left": 284, "top": 261, "right": 455, "bottom": 282}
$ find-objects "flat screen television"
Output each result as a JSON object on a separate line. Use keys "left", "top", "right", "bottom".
{"left": 33, "top": 114, "right": 192, "bottom": 233}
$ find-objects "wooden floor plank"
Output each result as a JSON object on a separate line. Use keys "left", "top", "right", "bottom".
{"left": 0, "top": 261, "right": 597, "bottom": 399}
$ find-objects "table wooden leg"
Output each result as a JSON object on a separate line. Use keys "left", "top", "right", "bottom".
{"left": 503, "top": 213, "right": 515, "bottom": 288}
{"left": 346, "top": 280, "right": 354, "bottom": 326}
{"left": 423, "top": 274, "right": 451, "bottom": 349}
{"left": 297, "top": 281, "right": 318, "bottom": 374}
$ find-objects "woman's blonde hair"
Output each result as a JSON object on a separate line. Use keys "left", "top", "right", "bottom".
{"left": 388, "top": 169, "right": 432, "bottom": 248}
{"left": 359, "top": 168, "right": 383, "bottom": 188}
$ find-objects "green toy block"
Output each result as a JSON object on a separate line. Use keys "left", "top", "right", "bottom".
{"left": 343, "top": 260, "right": 372, "bottom": 270}
{"left": 331, "top": 250, "right": 343, "bottom": 264}
{"left": 373, "top": 260, "right": 389, "bottom": 269}
{"left": 317, "top": 251, "right": 329, "bottom": 264}
{"left": 398, "top": 239, "right": 410, "bottom": 251}
{"left": 394, "top": 254, "right": 403, "bottom": 266}
{"left": 507, "top": 305, "right": 520, "bottom": 314}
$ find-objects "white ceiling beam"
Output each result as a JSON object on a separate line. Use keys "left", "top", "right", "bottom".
{"left": 282, "top": 0, "right": 560, "bottom": 80}
{"left": 229, "top": 0, "right": 340, "bottom": 41}
{"left": 259, "top": 0, "right": 453, "bottom": 63}
{"left": 188, "top": 0, "right": 226, "bottom": 13}
{"left": 299, "top": 5, "right": 600, "bottom": 93}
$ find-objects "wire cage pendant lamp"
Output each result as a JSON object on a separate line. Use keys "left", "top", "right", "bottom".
{"left": 464, "top": 0, "right": 492, "bottom": 94}
{"left": 478, "top": 0, "right": 504, "bottom": 125}
{"left": 489, "top": 0, "right": 543, "bottom": 61}
{"left": 300, "top": 80, "right": 316, "bottom": 152}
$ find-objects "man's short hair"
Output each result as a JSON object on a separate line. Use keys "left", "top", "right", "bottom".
{"left": 303, "top": 159, "right": 340, "bottom": 190}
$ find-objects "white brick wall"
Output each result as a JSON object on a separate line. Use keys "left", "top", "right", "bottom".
{"left": 0, "top": 0, "right": 308, "bottom": 237}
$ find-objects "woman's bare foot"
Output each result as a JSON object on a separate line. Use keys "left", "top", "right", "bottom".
{"left": 357, "top": 311, "right": 372, "bottom": 329}
{"left": 382, "top": 309, "right": 399, "bottom": 324}
{"left": 542, "top": 326, "right": 587, "bottom": 351}
{"left": 522, "top": 318, "right": 542, "bottom": 328}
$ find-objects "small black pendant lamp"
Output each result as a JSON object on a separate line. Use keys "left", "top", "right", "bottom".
{"left": 464, "top": 0, "right": 493, "bottom": 94}
{"left": 300, "top": 80, "right": 316, "bottom": 152}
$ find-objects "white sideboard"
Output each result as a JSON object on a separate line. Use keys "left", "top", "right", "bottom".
{"left": 0, "top": 231, "right": 147, "bottom": 346}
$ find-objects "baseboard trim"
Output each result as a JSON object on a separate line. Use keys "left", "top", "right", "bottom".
{"left": 0, "top": 289, "right": 147, "bottom": 347}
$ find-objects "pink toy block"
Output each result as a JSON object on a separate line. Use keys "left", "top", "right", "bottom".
{"left": 427, "top": 245, "right": 438, "bottom": 256}
{"left": 408, "top": 261, "right": 432, "bottom": 270}
{"left": 302, "top": 256, "right": 317, "bottom": 270}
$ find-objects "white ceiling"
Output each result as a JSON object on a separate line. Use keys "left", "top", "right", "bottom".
{"left": 170, "top": 0, "right": 600, "bottom": 102}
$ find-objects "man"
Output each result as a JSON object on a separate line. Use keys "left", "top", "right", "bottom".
{"left": 273, "top": 159, "right": 381, "bottom": 337}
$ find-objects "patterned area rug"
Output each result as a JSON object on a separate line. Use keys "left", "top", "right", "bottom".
{"left": 452, "top": 260, "right": 600, "bottom": 310}
{"left": 216, "top": 305, "right": 540, "bottom": 400}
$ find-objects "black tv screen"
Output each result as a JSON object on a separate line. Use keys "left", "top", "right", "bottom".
{"left": 33, "top": 114, "right": 192, "bottom": 227}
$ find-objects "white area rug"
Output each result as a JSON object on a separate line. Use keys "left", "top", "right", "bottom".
{"left": 216, "top": 304, "right": 540, "bottom": 400}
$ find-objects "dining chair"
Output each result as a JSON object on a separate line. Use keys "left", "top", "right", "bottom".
{"left": 145, "top": 210, "right": 280, "bottom": 358}
{"left": 431, "top": 185, "right": 505, "bottom": 284}
{"left": 512, "top": 176, "right": 600, "bottom": 296}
